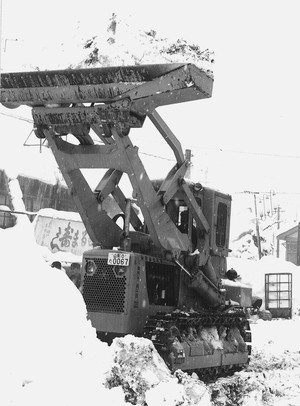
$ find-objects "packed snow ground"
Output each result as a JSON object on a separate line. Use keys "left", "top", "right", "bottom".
{"left": 2, "top": 176, "right": 300, "bottom": 406}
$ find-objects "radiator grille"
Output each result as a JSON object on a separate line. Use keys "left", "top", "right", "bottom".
{"left": 83, "top": 258, "right": 126, "bottom": 313}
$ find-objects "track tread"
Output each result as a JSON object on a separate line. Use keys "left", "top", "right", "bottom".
{"left": 143, "top": 307, "right": 251, "bottom": 381}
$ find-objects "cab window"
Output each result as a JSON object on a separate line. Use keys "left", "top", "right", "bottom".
{"left": 216, "top": 202, "right": 227, "bottom": 247}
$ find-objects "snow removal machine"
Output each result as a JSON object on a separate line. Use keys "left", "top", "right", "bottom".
{"left": 1, "top": 63, "right": 252, "bottom": 379}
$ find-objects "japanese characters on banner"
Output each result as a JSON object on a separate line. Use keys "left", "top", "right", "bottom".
{"left": 33, "top": 209, "right": 93, "bottom": 256}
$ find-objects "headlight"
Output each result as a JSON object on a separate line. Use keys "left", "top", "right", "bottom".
{"left": 85, "top": 260, "right": 97, "bottom": 275}
{"left": 113, "top": 266, "right": 127, "bottom": 277}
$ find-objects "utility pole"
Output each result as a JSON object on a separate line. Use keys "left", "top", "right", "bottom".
{"left": 269, "top": 190, "right": 275, "bottom": 216}
{"left": 262, "top": 194, "right": 266, "bottom": 220}
{"left": 253, "top": 193, "right": 262, "bottom": 259}
{"left": 244, "top": 190, "right": 262, "bottom": 259}
{"left": 185, "top": 149, "right": 192, "bottom": 179}
{"left": 276, "top": 206, "right": 280, "bottom": 257}
{"left": 275, "top": 205, "right": 281, "bottom": 258}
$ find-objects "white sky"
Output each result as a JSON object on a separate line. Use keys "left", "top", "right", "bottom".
{"left": 1, "top": 0, "right": 300, "bottom": 214}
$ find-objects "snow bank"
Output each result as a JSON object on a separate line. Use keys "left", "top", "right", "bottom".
{"left": 36, "top": 245, "right": 82, "bottom": 266}
{"left": 107, "top": 335, "right": 211, "bottom": 405}
{"left": 0, "top": 220, "right": 212, "bottom": 405}
{"left": 146, "top": 371, "right": 211, "bottom": 406}
{"left": 0, "top": 179, "right": 119, "bottom": 406}
{"left": 0, "top": 176, "right": 212, "bottom": 405}
{"left": 0, "top": 147, "right": 63, "bottom": 187}
{"left": 6, "top": 176, "right": 300, "bottom": 405}
{"left": 35, "top": 208, "right": 82, "bottom": 222}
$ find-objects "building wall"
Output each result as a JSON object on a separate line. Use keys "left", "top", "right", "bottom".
{"left": 0, "top": 170, "right": 14, "bottom": 228}
{"left": 0, "top": 169, "right": 76, "bottom": 228}
{"left": 286, "top": 241, "right": 297, "bottom": 265}
{"left": 0, "top": 169, "right": 121, "bottom": 230}
{"left": 18, "top": 174, "right": 76, "bottom": 213}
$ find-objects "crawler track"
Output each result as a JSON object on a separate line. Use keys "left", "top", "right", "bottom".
{"left": 144, "top": 308, "right": 251, "bottom": 381}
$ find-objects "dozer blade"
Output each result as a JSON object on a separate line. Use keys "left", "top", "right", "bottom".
{"left": 0, "top": 63, "right": 213, "bottom": 113}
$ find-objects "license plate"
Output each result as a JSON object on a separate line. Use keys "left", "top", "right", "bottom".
{"left": 107, "top": 252, "right": 130, "bottom": 266}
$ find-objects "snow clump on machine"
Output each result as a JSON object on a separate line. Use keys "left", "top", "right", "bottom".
{"left": 74, "top": 13, "right": 214, "bottom": 76}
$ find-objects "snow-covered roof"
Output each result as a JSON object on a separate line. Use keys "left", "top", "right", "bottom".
{"left": 277, "top": 224, "right": 299, "bottom": 241}
{"left": 35, "top": 208, "right": 81, "bottom": 222}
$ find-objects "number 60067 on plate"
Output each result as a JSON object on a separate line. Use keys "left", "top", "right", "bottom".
{"left": 107, "top": 252, "right": 130, "bottom": 266}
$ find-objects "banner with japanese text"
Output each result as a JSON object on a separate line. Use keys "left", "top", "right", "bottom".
{"left": 34, "top": 210, "right": 93, "bottom": 256}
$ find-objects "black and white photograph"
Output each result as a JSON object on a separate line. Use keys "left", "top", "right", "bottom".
{"left": 1, "top": 1, "right": 300, "bottom": 405}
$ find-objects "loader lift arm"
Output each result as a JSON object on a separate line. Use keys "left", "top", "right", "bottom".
{"left": 1, "top": 64, "right": 255, "bottom": 374}
{"left": 0, "top": 63, "right": 213, "bottom": 257}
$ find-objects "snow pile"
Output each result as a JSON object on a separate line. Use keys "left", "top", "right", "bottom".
{"left": 210, "top": 317, "right": 300, "bottom": 405}
{"left": 107, "top": 335, "right": 171, "bottom": 403}
{"left": 36, "top": 244, "right": 82, "bottom": 267}
{"left": 230, "top": 232, "right": 273, "bottom": 260}
{"left": 3, "top": 177, "right": 300, "bottom": 405}
{"left": 107, "top": 336, "right": 211, "bottom": 405}
{"left": 6, "top": 13, "right": 213, "bottom": 73}
{"left": 229, "top": 204, "right": 274, "bottom": 260}
{"left": 3, "top": 176, "right": 300, "bottom": 406}
{"left": 0, "top": 178, "right": 117, "bottom": 406}
{"left": 0, "top": 176, "right": 213, "bottom": 405}
{"left": 0, "top": 222, "right": 212, "bottom": 406}
{"left": 0, "top": 144, "right": 64, "bottom": 187}
{"left": 210, "top": 372, "right": 271, "bottom": 406}
{"left": 247, "top": 317, "right": 300, "bottom": 405}
{"left": 74, "top": 14, "right": 214, "bottom": 76}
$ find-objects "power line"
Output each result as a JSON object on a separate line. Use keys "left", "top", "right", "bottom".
{"left": 139, "top": 151, "right": 175, "bottom": 162}
{"left": 232, "top": 191, "right": 300, "bottom": 195}
{"left": 3, "top": 108, "right": 300, "bottom": 196}
{"left": 0, "top": 112, "right": 178, "bottom": 161}
{"left": 0, "top": 112, "right": 180, "bottom": 162}
{"left": 3, "top": 109, "right": 300, "bottom": 162}
{"left": 0, "top": 111, "right": 33, "bottom": 123}
{"left": 188, "top": 145, "right": 300, "bottom": 160}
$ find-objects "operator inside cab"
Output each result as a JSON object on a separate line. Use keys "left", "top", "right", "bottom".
{"left": 178, "top": 209, "right": 197, "bottom": 251}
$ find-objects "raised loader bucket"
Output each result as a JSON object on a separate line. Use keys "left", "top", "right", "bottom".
{"left": 0, "top": 62, "right": 213, "bottom": 253}
{"left": 0, "top": 63, "right": 213, "bottom": 112}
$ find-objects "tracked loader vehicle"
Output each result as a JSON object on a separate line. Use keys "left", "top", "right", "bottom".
{"left": 1, "top": 63, "right": 252, "bottom": 378}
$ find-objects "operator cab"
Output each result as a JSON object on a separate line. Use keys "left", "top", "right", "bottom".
{"left": 151, "top": 179, "right": 231, "bottom": 259}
